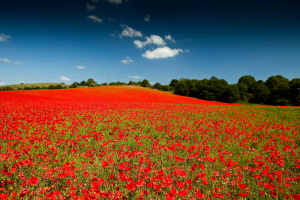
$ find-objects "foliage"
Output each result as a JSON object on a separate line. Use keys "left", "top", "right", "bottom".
{"left": 80, "top": 81, "right": 87, "bottom": 86}
{"left": 110, "top": 81, "right": 126, "bottom": 86}
{"left": 128, "top": 81, "right": 136, "bottom": 85}
{"left": 141, "top": 79, "right": 150, "bottom": 87}
{"left": 153, "top": 83, "right": 163, "bottom": 90}
{"left": 169, "top": 79, "right": 179, "bottom": 89}
{"left": 69, "top": 82, "right": 78, "bottom": 88}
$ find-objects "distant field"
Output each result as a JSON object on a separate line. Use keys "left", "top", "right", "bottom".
{"left": 0, "top": 82, "right": 69, "bottom": 89}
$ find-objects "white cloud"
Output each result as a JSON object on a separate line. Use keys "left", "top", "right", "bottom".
{"left": 108, "top": 18, "right": 115, "bottom": 21}
{"left": 14, "top": 61, "right": 22, "bottom": 65}
{"left": 144, "top": 15, "right": 150, "bottom": 22}
{"left": 77, "top": 66, "right": 86, "bottom": 69}
{"left": 110, "top": 33, "right": 116, "bottom": 37}
{"left": 60, "top": 76, "right": 71, "bottom": 81}
{"left": 1, "top": 58, "right": 22, "bottom": 64}
{"left": 134, "top": 35, "right": 165, "bottom": 48}
{"left": 0, "top": 58, "right": 11, "bottom": 63}
{"left": 0, "top": 82, "right": 4, "bottom": 85}
{"left": 185, "top": 49, "right": 190, "bottom": 53}
{"left": 0, "top": 33, "right": 11, "bottom": 42}
{"left": 120, "top": 24, "right": 142, "bottom": 38}
{"left": 128, "top": 75, "right": 140, "bottom": 79}
{"left": 87, "top": 4, "right": 96, "bottom": 11}
{"left": 142, "top": 46, "right": 183, "bottom": 59}
{"left": 20, "top": 81, "right": 25, "bottom": 84}
{"left": 165, "top": 35, "right": 176, "bottom": 43}
{"left": 87, "top": 15, "right": 103, "bottom": 23}
{"left": 121, "top": 56, "right": 133, "bottom": 64}
{"left": 150, "top": 82, "right": 155, "bottom": 85}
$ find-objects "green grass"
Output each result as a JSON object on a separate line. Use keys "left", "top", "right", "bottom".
{"left": 0, "top": 83, "right": 69, "bottom": 90}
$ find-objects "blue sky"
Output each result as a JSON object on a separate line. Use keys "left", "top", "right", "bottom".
{"left": 0, "top": 0, "right": 300, "bottom": 86}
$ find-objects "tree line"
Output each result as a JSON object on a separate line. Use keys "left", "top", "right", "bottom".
{"left": 170, "top": 75, "right": 300, "bottom": 106}
{"left": 2, "top": 75, "right": 299, "bottom": 106}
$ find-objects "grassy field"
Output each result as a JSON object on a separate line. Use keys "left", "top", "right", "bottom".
{"left": 0, "top": 82, "right": 69, "bottom": 89}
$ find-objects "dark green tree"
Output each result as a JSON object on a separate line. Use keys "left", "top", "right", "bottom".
{"left": 128, "top": 81, "right": 136, "bottom": 85}
{"left": 238, "top": 75, "right": 256, "bottom": 93}
{"left": 289, "top": 78, "right": 300, "bottom": 106}
{"left": 266, "top": 75, "right": 290, "bottom": 105}
{"left": 154, "top": 83, "right": 163, "bottom": 90}
{"left": 175, "top": 79, "right": 189, "bottom": 96}
{"left": 55, "top": 84, "right": 62, "bottom": 89}
{"left": 141, "top": 79, "right": 150, "bottom": 87}
{"left": 237, "top": 83, "right": 248, "bottom": 102}
{"left": 169, "top": 79, "right": 179, "bottom": 89}
{"left": 251, "top": 81, "right": 271, "bottom": 104}
{"left": 80, "top": 81, "right": 87, "bottom": 86}
{"left": 162, "top": 85, "right": 171, "bottom": 91}
{"left": 69, "top": 82, "right": 78, "bottom": 88}
{"left": 223, "top": 84, "right": 240, "bottom": 103}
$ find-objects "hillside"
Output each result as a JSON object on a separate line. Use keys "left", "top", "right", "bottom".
{"left": 0, "top": 82, "right": 69, "bottom": 90}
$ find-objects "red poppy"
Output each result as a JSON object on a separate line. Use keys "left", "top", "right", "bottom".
{"left": 178, "top": 189, "right": 187, "bottom": 197}
{"left": 28, "top": 177, "right": 39, "bottom": 186}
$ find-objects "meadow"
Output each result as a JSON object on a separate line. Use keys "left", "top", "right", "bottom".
{"left": 0, "top": 86, "right": 299, "bottom": 199}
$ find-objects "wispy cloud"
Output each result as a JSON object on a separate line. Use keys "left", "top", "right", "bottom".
{"left": 77, "top": 66, "right": 86, "bottom": 69}
{"left": 128, "top": 75, "right": 140, "bottom": 79}
{"left": 121, "top": 56, "right": 133, "bottom": 64}
{"left": 14, "top": 61, "right": 22, "bottom": 65}
{"left": 120, "top": 24, "right": 142, "bottom": 38}
{"left": 150, "top": 82, "right": 155, "bottom": 85}
{"left": 60, "top": 76, "right": 71, "bottom": 81}
{"left": 1, "top": 57, "right": 23, "bottom": 65}
{"left": 165, "top": 35, "right": 176, "bottom": 43}
{"left": 144, "top": 15, "right": 150, "bottom": 22}
{"left": 142, "top": 46, "right": 183, "bottom": 59}
{"left": 134, "top": 35, "right": 165, "bottom": 48}
{"left": 0, "top": 58, "right": 11, "bottom": 63}
{"left": 0, "top": 33, "right": 11, "bottom": 42}
{"left": 0, "top": 82, "right": 5, "bottom": 85}
{"left": 87, "top": 15, "right": 103, "bottom": 23}
{"left": 87, "top": 4, "right": 97, "bottom": 11}
{"left": 185, "top": 49, "right": 190, "bottom": 53}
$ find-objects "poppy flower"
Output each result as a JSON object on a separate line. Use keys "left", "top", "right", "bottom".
{"left": 28, "top": 177, "right": 39, "bottom": 186}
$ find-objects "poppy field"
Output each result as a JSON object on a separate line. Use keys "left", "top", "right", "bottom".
{"left": 0, "top": 86, "right": 300, "bottom": 200}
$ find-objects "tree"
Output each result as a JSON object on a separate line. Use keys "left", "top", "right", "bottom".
{"left": 162, "top": 85, "right": 171, "bottom": 91}
{"left": 69, "top": 82, "right": 78, "bottom": 88}
{"left": 250, "top": 81, "right": 271, "bottom": 104}
{"left": 55, "top": 84, "right": 62, "bottom": 89}
{"left": 141, "top": 79, "right": 150, "bottom": 87}
{"left": 128, "top": 81, "right": 136, "bottom": 85}
{"left": 223, "top": 84, "right": 240, "bottom": 103}
{"left": 237, "top": 83, "right": 248, "bottom": 102}
{"left": 154, "top": 83, "right": 163, "bottom": 90}
{"left": 266, "top": 75, "right": 290, "bottom": 105}
{"left": 169, "top": 79, "right": 179, "bottom": 89}
{"left": 80, "top": 81, "right": 87, "bottom": 86}
{"left": 174, "top": 79, "right": 189, "bottom": 96}
{"left": 289, "top": 78, "right": 300, "bottom": 106}
{"left": 238, "top": 75, "right": 256, "bottom": 93}
{"left": 87, "top": 78, "right": 97, "bottom": 87}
